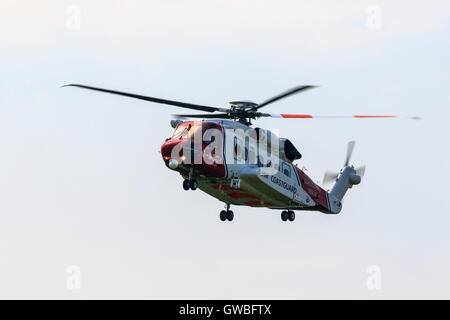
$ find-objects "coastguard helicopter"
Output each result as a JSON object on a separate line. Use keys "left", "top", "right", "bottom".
{"left": 64, "top": 84, "right": 415, "bottom": 222}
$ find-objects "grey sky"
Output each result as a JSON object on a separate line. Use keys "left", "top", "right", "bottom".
{"left": 1, "top": 0, "right": 449, "bottom": 299}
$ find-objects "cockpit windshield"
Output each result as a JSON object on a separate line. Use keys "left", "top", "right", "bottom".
{"left": 170, "top": 123, "right": 203, "bottom": 140}
{"left": 170, "top": 121, "right": 221, "bottom": 141}
{"left": 171, "top": 124, "right": 191, "bottom": 139}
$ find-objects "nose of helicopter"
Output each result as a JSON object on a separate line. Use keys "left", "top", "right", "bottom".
{"left": 161, "top": 137, "right": 226, "bottom": 178}
{"left": 161, "top": 139, "right": 187, "bottom": 170}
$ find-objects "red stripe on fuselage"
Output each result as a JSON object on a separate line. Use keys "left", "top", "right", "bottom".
{"left": 227, "top": 192, "right": 259, "bottom": 200}
{"left": 244, "top": 200, "right": 273, "bottom": 207}
{"left": 211, "top": 184, "right": 245, "bottom": 192}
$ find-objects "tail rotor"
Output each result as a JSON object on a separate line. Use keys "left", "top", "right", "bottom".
{"left": 323, "top": 141, "right": 366, "bottom": 187}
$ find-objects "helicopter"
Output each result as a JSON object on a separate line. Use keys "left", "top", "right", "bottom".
{"left": 63, "top": 84, "right": 415, "bottom": 222}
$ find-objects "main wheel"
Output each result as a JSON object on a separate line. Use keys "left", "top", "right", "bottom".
{"left": 288, "top": 211, "right": 295, "bottom": 222}
{"left": 220, "top": 210, "right": 227, "bottom": 221}
{"left": 226, "top": 210, "right": 234, "bottom": 221}
{"left": 281, "top": 211, "right": 288, "bottom": 221}
{"left": 189, "top": 179, "right": 198, "bottom": 190}
{"left": 182, "top": 179, "right": 190, "bottom": 191}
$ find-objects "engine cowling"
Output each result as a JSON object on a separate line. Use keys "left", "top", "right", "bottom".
{"left": 279, "top": 138, "right": 302, "bottom": 162}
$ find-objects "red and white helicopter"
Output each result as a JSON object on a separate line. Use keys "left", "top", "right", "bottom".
{"left": 64, "top": 84, "right": 416, "bottom": 222}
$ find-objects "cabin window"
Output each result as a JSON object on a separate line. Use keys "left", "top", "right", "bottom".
{"left": 244, "top": 137, "right": 249, "bottom": 163}
{"left": 233, "top": 137, "right": 238, "bottom": 160}
{"left": 233, "top": 137, "right": 248, "bottom": 163}
{"left": 282, "top": 163, "right": 291, "bottom": 178}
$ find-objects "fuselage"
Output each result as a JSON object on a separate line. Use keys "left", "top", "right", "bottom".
{"left": 161, "top": 119, "right": 341, "bottom": 214}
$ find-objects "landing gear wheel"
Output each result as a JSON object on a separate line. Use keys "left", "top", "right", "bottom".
{"left": 281, "top": 211, "right": 288, "bottom": 222}
{"left": 182, "top": 179, "right": 190, "bottom": 191}
{"left": 220, "top": 210, "right": 227, "bottom": 221}
{"left": 288, "top": 211, "right": 295, "bottom": 222}
{"left": 189, "top": 179, "right": 198, "bottom": 190}
{"left": 226, "top": 210, "right": 234, "bottom": 221}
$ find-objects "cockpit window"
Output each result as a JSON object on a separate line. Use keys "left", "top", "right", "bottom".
{"left": 171, "top": 124, "right": 192, "bottom": 139}
{"left": 171, "top": 122, "right": 220, "bottom": 141}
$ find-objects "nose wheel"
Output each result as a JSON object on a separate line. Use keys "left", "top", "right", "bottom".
{"left": 281, "top": 210, "right": 295, "bottom": 222}
{"left": 183, "top": 179, "right": 198, "bottom": 191}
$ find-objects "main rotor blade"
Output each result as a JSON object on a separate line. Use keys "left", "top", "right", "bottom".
{"left": 62, "top": 84, "right": 222, "bottom": 113}
{"left": 344, "top": 141, "right": 356, "bottom": 166}
{"left": 265, "top": 114, "right": 420, "bottom": 119}
{"left": 173, "top": 113, "right": 231, "bottom": 119}
{"left": 254, "top": 85, "right": 317, "bottom": 110}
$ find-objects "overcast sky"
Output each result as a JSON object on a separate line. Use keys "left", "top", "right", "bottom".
{"left": 1, "top": 0, "right": 450, "bottom": 299}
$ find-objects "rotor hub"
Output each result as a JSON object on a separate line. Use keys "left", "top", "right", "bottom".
{"left": 228, "top": 100, "right": 258, "bottom": 109}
